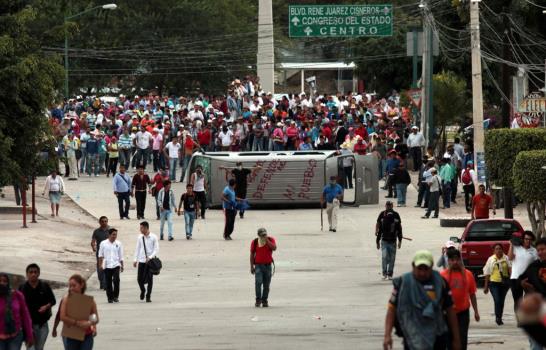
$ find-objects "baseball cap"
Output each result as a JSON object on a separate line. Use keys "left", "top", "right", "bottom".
{"left": 257, "top": 228, "right": 267, "bottom": 236}
{"left": 445, "top": 240, "right": 456, "bottom": 249}
{"left": 413, "top": 250, "right": 433, "bottom": 267}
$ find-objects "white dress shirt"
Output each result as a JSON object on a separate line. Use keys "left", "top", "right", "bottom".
{"left": 134, "top": 233, "right": 159, "bottom": 263}
{"left": 407, "top": 132, "right": 425, "bottom": 148}
{"left": 98, "top": 239, "right": 124, "bottom": 269}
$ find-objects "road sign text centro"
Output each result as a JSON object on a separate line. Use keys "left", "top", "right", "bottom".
{"left": 289, "top": 4, "right": 393, "bottom": 38}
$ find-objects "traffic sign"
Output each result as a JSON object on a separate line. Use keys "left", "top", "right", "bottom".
{"left": 289, "top": 4, "right": 393, "bottom": 38}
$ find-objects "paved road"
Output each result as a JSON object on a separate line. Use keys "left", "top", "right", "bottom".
{"left": 38, "top": 173, "right": 530, "bottom": 349}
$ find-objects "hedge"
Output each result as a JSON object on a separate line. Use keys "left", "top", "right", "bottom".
{"left": 484, "top": 128, "right": 546, "bottom": 187}
{"left": 513, "top": 150, "right": 546, "bottom": 202}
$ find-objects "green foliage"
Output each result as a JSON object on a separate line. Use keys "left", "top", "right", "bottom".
{"left": 0, "top": 0, "right": 63, "bottom": 186}
{"left": 484, "top": 129, "right": 546, "bottom": 188}
{"left": 513, "top": 150, "right": 546, "bottom": 202}
{"left": 432, "top": 70, "right": 469, "bottom": 126}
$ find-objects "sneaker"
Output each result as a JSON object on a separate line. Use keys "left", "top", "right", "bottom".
{"left": 125, "top": 216, "right": 130, "bottom": 220}
{"left": 262, "top": 300, "right": 269, "bottom": 308}
{"left": 108, "top": 299, "right": 113, "bottom": 303}
{"left": 140, "top": 291, "right": 145, "bottom": 300}
{"left": 146, "top": 297, "right": 152, "bottom": 303}
{"left": 387, "top": 276, "right": 393, "bottom": 280}
{"left": 332, "top": 229, "right": 336, "bottom": 232}
{"left": 168, "top": 237, "right": 174, "bottom": 241}
{"left": 421, "top": 216, "right": 429, "bottom": 219}
{"left": 160, "top": 236, "right": 164, "bottom": 240}
{"left": 432, "top": 216, "right": 439, "bottom": 218}
{"left": 113, "top": 298, "right": 119, "bottom": 303}
{"left": 255, "top": 299, "right": 261, "bottom": 307}
{"left": 95, "top": 174, "right": 100, "bottom": 177}
{"left": 382, "top": 275, "right": 388, "bottom": 280}
{"left": 186, "top": 235, "right": 190, "bottom": 240}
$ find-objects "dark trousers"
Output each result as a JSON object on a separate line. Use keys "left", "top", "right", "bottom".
{"left": 442, "top": 181, "right": 452, "bottom": 208}
{"left": 194, "top": 191, "right": 206, "bottom": 218}
{"left": 450, "top": 176, "right": 458, "bottom": 202}
{"left": 343, "top": 166, "right": 353, "bottom": 189}
{"left": 463, "top": 184, "right": 475, "bottom": 212}
{"left": 426, "top": 191, "right": 440, "bottom": 217}
{"left": 417, "top": 182, "right": 428, "bottom": 207}
{"left": 255, "top": 264, "right": 272, "bottom": 301}
{"left": 387, "top": 174, "right": 396, "bottom": 197}
{"left": 119, "top": 149, "right": 131, "bottom": 169}
{"left": 137, "top": 262, "right": 153, "bottom": 298}
{"left": 448, "top": 308, "right": 469, "bottom": 350}
{"left": 511, "top": 278, "right": 524, "bottom": 312}
{"left": 135, "top": 191, "right": 147, "bottom": 218}
{"left": 107, "top": 157, "right": 118, "bottom": 176}
{"left": 154, "top": 194, "right": 160, "bottom": 220}
{"left": 96, "top": 256, "right": 105, "bottom": 289}
{"left": 410, "top": 147, "right": 422, "bottom": 171}
{"left": 117, "top": 192, "right": 130, "bottom": 218}
{"left": 152, "top": 150, "right": 161, "bottom": 172}
{"left": 104, "top": 266, "right": 120, "bottom": 301}
{"left": 490, "top": 282, "right": 510, "bottom": 320}
{"left": 224, "top": 208, "right": 237, "bottom": 238}
{"left": 135, "top": 148, "right": 149, "bottom": 168}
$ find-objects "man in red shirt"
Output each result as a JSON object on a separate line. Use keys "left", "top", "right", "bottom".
{"left": 471, "top": 184, "right": 495, "bottom": 220}
{"left": 353, "top": 138, "right": 367, "bottom": 155}
{"left": 197, "top": 124, "right": 211, "bottom": 152}
{"left": 440, "top": 249, "right": 480, "bottom": 350}
{"left": 250, "top": 228, "right": 277, "bottom": 308}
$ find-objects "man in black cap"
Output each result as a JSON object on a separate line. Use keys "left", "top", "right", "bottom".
{"left": 376, "top": 201, "right": 403, "bottom": 280}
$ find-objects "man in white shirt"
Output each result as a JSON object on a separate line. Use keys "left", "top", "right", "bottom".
{"left": 133, "top": 221, "right": 159, "bottom": 302}
{"left": 218, "top": 126, "right": 234, "bottom": 151}
{"left": 508, "top": 231, "right": 538, "bottom": 312}
{"left": 163, "top": 136, "right": 181, "bottom": 181}
{"left": 134, "top": 126, "right": 152, "bottom": 169}
{"left": 98, "top": 228, "right": 124, "bottom": 303}
{"left": 406, "top": 126, "right": 426, "bottom": 171}
{"left": 188, "top": 104, "right": 204, "bottom": 121}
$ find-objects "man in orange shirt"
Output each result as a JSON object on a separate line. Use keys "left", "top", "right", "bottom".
{"left": 441, "top": 249, "right": 480, "bottom": 350}
{"left": 471, "top": 184, "right": 495, "bottom": 220}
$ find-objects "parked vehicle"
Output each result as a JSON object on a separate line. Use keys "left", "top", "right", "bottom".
{"left": 450, "top": 219, "right": 524, "bottom": 279}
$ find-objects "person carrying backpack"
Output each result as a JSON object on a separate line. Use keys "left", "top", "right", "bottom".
{"left": 376, "top": 201, "right": 403, "bottom": 280}
{"left": 460, "top": 161, "right": 476, "bottom": 213}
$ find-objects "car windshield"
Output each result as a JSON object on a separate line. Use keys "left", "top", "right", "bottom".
{"left": 465, "top": 221, "right": 519, "bottom": 241}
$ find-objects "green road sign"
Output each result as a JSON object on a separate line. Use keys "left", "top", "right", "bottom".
{"left": 289, "top": 4, "right": 393, "bottom": 38}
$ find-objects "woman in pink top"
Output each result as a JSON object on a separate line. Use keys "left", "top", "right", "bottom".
{"left": 285, "top": 121, "right": 299, "bottom": 151}
{"left": 0, "top": 273, "right": 34, "bottom": 349}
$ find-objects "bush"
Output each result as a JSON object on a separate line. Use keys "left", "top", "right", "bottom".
{"left": 484, "top": 129, "right": 546, "bottom": 187}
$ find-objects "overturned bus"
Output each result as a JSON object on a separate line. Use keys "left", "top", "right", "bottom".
{"left": 186, "top": 150, "right": 379, "bottom": 208}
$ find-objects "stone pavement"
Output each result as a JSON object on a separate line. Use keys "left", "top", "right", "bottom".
{"left": 4, "top": 172, "right": 532, "bottom": 349}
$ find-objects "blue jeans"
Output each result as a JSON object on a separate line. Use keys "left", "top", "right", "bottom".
{"left": 530, "top": 336, "right": 543, "bottom": 350}
{"left": 79, "top": 148, "right": 87, "bottom": 173}
{"left": 86, "top": 153, "right": 99, "bottom": 175}
{"left": 379, "top": 159, "right": 387, "bottom": 179}
{"left": 381, "top": 240, "right": 397, "bottom": 277}
{"left": 184, "top": 211, "right": 196, "bottom": 236}
{"left": 255, "top": 264, "right": 272, "bottom": 301}
{"left": 489, "top": 282, "right": 509, "bottom": 320}
{"left": 181, "top": 155, "right": 192, "bottom": 182}
{"left": 0, "top": 332, "right": 23, "bottom": 350}
{"left": 252, "top": 137, "right": 264, "bottom": 151}
{"left": 160, "top": 209, "right": 173, "bottom": 239}
{"left": 28, "top": 323, "right": 49, "bottom": 350}
{"left": 63, "top": 335, "right": 93, "bottom": 350}
{"left": 396, "top": 183, "right": 408, "bottom": 205}
{"left": 169, "top": 158, "right": 178, "bottom": 181}
{"left": 134, "top": 148, "right": 149, "bottom": 169}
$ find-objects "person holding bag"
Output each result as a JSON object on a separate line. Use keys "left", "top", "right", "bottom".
{"left": 483, "top": 243, "right": 512, "bottom": 325}
{"left": 133, "top": 221, "right": 159, "bottom": 303}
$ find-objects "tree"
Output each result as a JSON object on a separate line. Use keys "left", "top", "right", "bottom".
{"left": 513, "top": 150, "right": 546, "bottom": 238}
{"left": 432, "top": 70, "right": 470, "bottom": 153}
{"left": 0, "top": 1, "right": 63, "bottom": 187}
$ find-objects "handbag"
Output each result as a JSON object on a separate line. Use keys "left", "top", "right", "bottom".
{"left": 142, "top": 236, "right": 162, "bottom": 275}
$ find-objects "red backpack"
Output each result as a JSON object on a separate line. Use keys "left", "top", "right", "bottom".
{"left": 462, "top": 169, "right": 472, "bottom": 185}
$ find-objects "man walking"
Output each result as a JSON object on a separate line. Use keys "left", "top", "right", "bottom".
{"left": 134, "top": 125, "right": 152, "bottom": 169}
{"left": 321, "top": 176, "right": 343, "bottom": 232}
{"left": 383, "top": 250, "right": 461, "bottom": 350}
{"left": 439, "top": 158, "right": 455, "bottom": 209}
{"left": 91, "top": 216, "right": 109, "bottom": 289}
{"left": 132, "top": 165, "right": 152, "bottom": 220}
{"left": 250, "top": 228, "right": 277, "bottom": 307}
{"left": 98, "top": 228, "right": 124, "bottom": 303}
{"left": 189, "top": 165, "right": 207, "bottom": 219}
{"left": 178, "top": 183, "right": 199, "bottom": 240}
{"left": 163, "top": 135, "right": 181, "bottom": 181}
{"left": 440, "top": 249, "right": 480, "bottom": 350}
{"left": 471, "top": 184, "right": 495, "bottom": 220}
{"left": 113, "top": 164, "right": 132, "bottom": 220}
{"left": 221, "top": 179, "right": 238, "bottom": 240}
{"left": 133, "top": 221, "right": 159, "bottom": 303}
{"left": 422, "top": 168, "right": 441, "bottom": 219}
{"left": 19, "top": 263, "right": 56, "bottom": 350}
{"left": 461, "top": 161, "right": 476, "bottom": 213}
{"left": 416, "top": 159, "right": 433, "bottom": 208}
{"left": 376, "top": 201, "right": 403, "bottom": 280}
{"left": 407, "top": 126, "right": 425, "bottom": 172}
{"left": 157, "top": 180, "right": 176, "bottom": 241}
{"left": 118, "top": 127, "right": 133, "bottom": 169}
{"left": 220, "top": 162, "right": 261, "bottom": 219}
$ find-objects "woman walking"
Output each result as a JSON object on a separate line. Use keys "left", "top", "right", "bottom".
{"left": 59, "top": 274, "right": 98, "bottom": 350}
{"left": 42, "top": 170, "right": 65, "bottom": 217}
{"left": 106, "top": 136, "right": 119, "bottom": 177}
{"left": 483, "top": 243, "right": 511, "bottom": 325}
{"left": 0, "top": 273, "right": 34, "bottom": 349}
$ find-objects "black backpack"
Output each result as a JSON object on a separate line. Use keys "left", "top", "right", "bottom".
{"left": 381, "top": 210, "right": 400, "bottom": 240}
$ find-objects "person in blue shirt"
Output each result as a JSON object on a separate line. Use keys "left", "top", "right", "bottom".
{"left": 321, "top": 176, "right": 343, "bottom": 232}
{"left": 221, "top": 179, "right": 239, "bottom": 240}
{"left": 298, "top": 136, "right": 313, "bottom": 151}
{"left": 385, "top": 150, "right": 400, "bottom": 198}
{"left": 86, "top": 132, "right": 100, "bottom": 176}
{"left": 113, "top": 164, "right": 132, "bottom": 220}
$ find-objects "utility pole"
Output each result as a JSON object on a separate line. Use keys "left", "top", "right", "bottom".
{"left": 470, "top": 0, "right": 489, "bottom": 208}
{"left": 257, "top": 0, "right": 275, "bottom": 94}
{"left": 420, "top": 3, "right": 434, "bottom": 146}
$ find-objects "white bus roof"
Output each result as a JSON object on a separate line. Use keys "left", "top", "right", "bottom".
{"left": 195, "top": 151, "right": 339, "bottom": 161}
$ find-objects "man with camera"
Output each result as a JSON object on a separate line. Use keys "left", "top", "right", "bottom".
{"left": 250, "top": 228, "right": 277, "bottom": 308}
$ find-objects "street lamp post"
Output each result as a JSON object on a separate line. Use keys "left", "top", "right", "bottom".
{"left": 64, "top": 4, "right": 117, "bottom": 97}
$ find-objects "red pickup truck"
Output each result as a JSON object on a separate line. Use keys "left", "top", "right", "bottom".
{"left": 450, "top": 219, "right": 524, "bottom": 279}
